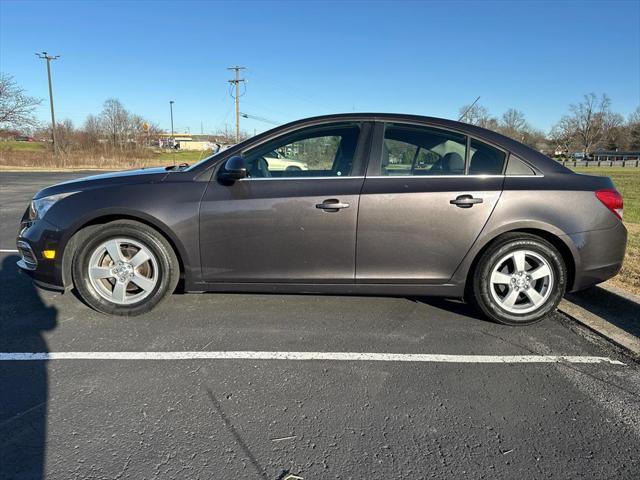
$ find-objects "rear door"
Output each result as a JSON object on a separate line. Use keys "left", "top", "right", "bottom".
{"left": 356, "top": 122, "right": 505, "bottom": 284}
{"left": 199, "top": 121, "right": 371, "bottom": 283}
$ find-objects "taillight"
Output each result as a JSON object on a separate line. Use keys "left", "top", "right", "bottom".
{"left": 595, "top": 189, "right": 623, "bottom": 220}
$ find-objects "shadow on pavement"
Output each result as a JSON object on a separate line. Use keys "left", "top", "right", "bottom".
{"left": 567, "top": 286, "right": 640, "bottom": 338}
{"left": 411, "top": 296, "right": 491, "bottom": 323}
{"left": 0, "top": 255, "right": 57, "bottom": 479}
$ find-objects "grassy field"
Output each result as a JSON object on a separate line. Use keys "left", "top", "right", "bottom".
{"left": 156, "top": 149, "right": 213, "bottom": 164}
{"left": 573, "top": 167, "right": 640, "bottom": 224}
{"left": 0, "top": 141, "right": 213, "bottom": 170}
{"left": 572, "top": 167, "right": 639, "bottom": 295}
{"left": 0, "top": 141, "right": 47, "bottom": 152}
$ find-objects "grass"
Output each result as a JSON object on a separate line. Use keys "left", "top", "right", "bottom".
{"left": 572, "top": 166, "right": 640, "bottom": 296}
{"left": 0, "top": 146, "right": 213, "bottom": 170}
{"left": 612, "top": 223, "right": 640, "bottom": 296}
{"left": 156, "top": 149, "right": 213, "bottom": 164}
{"left": 573, "top": 167, "right": 640, "bottom": 224}
{"left": 0, "top": 141, "right": 47, "bottom": 152}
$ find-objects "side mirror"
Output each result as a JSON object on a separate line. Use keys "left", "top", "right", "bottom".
{"left": 218, "top": 156, "right": 247, "bottom": 181}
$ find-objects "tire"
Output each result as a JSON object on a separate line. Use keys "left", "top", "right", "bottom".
{"left": 72, "top": 220, "right": 179, "bottom": 316}
{"left": 470, "top": 233, "right": 567, "bottom": 326}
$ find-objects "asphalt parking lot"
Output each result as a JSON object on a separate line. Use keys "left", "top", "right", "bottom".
{"left": 1, "top": 172, "right": 639, "bottom": 479}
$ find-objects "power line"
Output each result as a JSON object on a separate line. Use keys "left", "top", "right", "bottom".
{"left": 35, "top": 51, "right": 60, "bottom": 154}
{"left": 227, "top": 66, "right": 246, "bottom": 143}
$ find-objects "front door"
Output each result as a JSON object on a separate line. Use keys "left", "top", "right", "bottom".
{"left": 199, "top": 122, "right": 370, "bottom": 283}
{"left": 356, "top": 122, "right": 505, "bottom": 284}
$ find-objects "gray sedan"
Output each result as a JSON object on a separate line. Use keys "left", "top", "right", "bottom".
{"left": 17, "top": 113, "right": 626, "bottom": 325}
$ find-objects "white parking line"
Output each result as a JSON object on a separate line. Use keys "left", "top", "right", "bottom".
{"left": 0, "top": 351, "right": 625, "bottom": 365}
{"left": 0, "top": 249, "right": 18, "bottom": 253}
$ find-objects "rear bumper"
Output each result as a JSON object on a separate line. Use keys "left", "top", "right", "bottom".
{"left": 565, "top": 221, "right": 627, "bottom": 292}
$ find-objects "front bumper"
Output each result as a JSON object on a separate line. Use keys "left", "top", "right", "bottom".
{"left": 566, "top": 221, "right": 628, "bottom": 292}
{"left": 16, "top": 215, "right": 66, "bottom": 291}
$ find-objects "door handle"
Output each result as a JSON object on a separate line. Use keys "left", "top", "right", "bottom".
{"left": 316, "top": 199, "right": 350, "bottom": 211}
{"left": 450, "top": 194, "right": 483, "bottom": 208}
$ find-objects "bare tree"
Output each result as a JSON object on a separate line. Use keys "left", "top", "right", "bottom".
{"left": 0, "top": 73, "right": 42, "bottom": 129}
{"left": 128, "top": 114, "right": 146, "bottom": 145}
{"left": 55, "top": 119, "right": 76, "bottom": 153}
{"left": 549, "top": 116, "right": 577, "bottom": 155}
{"left": 602, "top": 111, "right": 625, "bottom": 150}
{"left": 458, "top": 103, "right": 497, "bottom": 129}
{"left": 626, "top": 106, "right": 640, "bottom": 150}
{"left": 80, "top": 114, "right": 102, "bottom": 150}
{"left": 100, "top": 98, "right": 130, "bottom": 148}
{"left": 567, "top": 93, "right": 611, "bottom": 154}
{"left": 500, "top": 109, "right": 529, "bottom": 139}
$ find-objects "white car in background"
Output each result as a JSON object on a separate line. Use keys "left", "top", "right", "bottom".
{"left": 264, "top": 150, "right": 308, "bottom": 171}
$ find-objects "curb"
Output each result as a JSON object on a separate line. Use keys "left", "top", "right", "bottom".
{"left": 558, "top": 299, "right": 640, "bottom": 358}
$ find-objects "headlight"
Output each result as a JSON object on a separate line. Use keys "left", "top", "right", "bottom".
{"left": 29, "top": 192, "right": 78, "bottom": 220}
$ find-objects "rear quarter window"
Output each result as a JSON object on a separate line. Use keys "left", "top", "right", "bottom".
{"left": 505, "top": 155, "right": 536, "bottom": 175}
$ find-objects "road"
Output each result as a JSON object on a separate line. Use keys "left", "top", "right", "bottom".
{"left": 1, "top": 172, "right": 639, "bottom": 479}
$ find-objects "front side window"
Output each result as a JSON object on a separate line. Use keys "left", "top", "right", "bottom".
{"left": 380, "top": 124, "right": 467, "bottom": 176}
{"left": 242, "top": 123, "right": 360, "bottom": 178}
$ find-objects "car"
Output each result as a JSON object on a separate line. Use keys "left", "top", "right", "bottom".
{"left": 263, "top": 150, "right": 309, "bottom": 171}
{"left": 16, "top": 113, "right": 627, "bottom": 325}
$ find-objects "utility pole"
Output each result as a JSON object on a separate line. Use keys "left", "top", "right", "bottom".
{"left": 227, "top": 66, "right": 246, "bottom": 143}
{"left": 35, "top": 52, "right": 60, "bottom": 154}
{"left": 169, "top": 100, "right": 175, "bottom": 148}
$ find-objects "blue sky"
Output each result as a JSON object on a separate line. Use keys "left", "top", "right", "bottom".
{"left": 1, "top": 0, "right": 638, "bottom": 135}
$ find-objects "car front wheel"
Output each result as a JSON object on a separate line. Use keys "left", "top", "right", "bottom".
{"left": 471, "top": 233, "right": 567, "bottom": 325}
{"left": 72, "top": 221, "right": 179, "bottom": 316}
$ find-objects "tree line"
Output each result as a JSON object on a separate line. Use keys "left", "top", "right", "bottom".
{"left": 458, "top": 94, "right": 640, "bottom": 155}
{"left": 1, "top": 72, "right": 639, "bottom": 156}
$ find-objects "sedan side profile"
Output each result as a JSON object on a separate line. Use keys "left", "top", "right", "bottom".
{"left": 17, "top": 113, "right": 626, "bottom": 325}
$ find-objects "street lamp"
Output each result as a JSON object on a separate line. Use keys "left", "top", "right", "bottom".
{"left": 169, "top": 100, "right": 175, "bottom": 148}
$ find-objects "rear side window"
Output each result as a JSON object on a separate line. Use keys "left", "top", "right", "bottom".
{"left": 468, "top": 139, "right": 506, "bottom": 175}
{"left": 381, "top": 124, "right": 467, "bottom": 176}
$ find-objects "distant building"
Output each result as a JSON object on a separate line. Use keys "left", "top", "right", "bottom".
{"left": 591, "top": 150, "right": 640, "bottom": 162}
{"left": 553, "top": 146, "right": 568, "bottom": 157}
{"left": 157, "top": 133, "right": 225, "bottom": 150}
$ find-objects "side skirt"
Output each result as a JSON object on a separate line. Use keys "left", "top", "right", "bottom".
{"left": 185, "top": 281, "right": 464, "bottom": 298}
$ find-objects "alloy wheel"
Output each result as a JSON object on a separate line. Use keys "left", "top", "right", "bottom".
{"left": 488, "top": 249, "right": 554, "bottom": 315}
{"left": 87, "top": 237, "right": 159, "bottom": 305}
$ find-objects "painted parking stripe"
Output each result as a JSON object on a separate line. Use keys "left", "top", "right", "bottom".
{"left": 0, "top": 249, "right": 18, "bottom": 253}
{"left": 0, "top": 351, "right": 625, "bottom": 365}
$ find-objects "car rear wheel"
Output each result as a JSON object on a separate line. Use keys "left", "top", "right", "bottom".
{"left": 471, "top": 233, "right": 567, "bottom": 325}
{"left": 72, "top": 221, "right": 179, "bottom": 316}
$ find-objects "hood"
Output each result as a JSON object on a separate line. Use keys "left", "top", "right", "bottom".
{"left": 33, "top": 167, "right": 170, "bottom": 199}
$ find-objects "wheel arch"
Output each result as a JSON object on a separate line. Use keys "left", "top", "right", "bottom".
{"left": 61, "top": 213, "right": 188, "bottom": 289}
{"left": 462, "top": 227, "right": 577, "bottom": 299}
